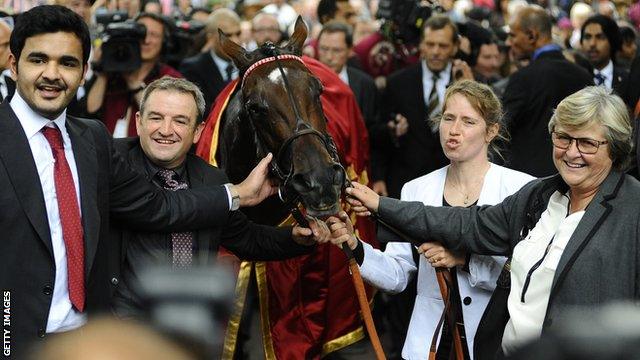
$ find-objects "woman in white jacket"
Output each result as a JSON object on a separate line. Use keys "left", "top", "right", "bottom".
{"left": 329, "top": 80, "right": 535, "bottom": 359}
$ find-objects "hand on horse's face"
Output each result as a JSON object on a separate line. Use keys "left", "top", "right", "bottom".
{"left": 234, "top": 153, "right": 278, "bottom": 207}
{"left": 292, "top": 216, "right": 331, "bottom": 246}
{"left": 345, "top": 182, "right": 379, "bottom": 216}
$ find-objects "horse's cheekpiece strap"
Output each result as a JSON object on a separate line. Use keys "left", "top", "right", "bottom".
{"left": 241, "top": 55, "right": 305, "bottom": 88}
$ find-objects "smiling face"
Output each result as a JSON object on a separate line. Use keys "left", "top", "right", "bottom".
{"left": 552, "top": 122, "right": 612, "bottom": 194}
{"left": 11, "top": 31, "right": 86, "bottom": 119}
{"left": 439, "top": 93, "right": 498, "bottom": 164}
{"left": 136, "top": 89, "right": 203, "bottom": 169}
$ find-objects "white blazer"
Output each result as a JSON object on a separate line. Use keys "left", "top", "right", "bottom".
{"left": 360, "top": 163, "right": 535, "bottom": 360}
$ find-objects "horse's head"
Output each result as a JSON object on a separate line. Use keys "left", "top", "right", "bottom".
{"left": 219, "top": 17, "right": 345, "bottom": 217}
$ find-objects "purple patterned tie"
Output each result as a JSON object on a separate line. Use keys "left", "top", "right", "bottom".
{"left": 156, "top": 169, "right": 193, "bottom": 268}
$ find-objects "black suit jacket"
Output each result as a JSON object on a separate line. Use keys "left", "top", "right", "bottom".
{"left": 345, "top": 67, "right": 385, "bottom": 186}
{"left": 376, "top": 63, "right": 449, "bottom": 198}
{"left": 179, "top": 52, "right": 227, "bottom": 120}
{"left": 503, "top": 50, "right": 593, "bottom": 177}
{"left": 109, "top": 138, "right": 313, "bottom": 317}
{"left": 0, "top": 103, "right": 232, "bottom": 358}
{"left": 612, "top": 65, "right": 629, "bottom": 94}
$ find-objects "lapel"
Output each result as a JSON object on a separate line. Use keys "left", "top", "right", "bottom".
{"left": 186, "top": 156, "right": 214, "bottom": 264}
{"left": 65, "top": 117, "right": 100, "bottom": 278}
{"left": 0, "top": 102, "right": 52, "bottom": 254}
{"left": 5, "top": 76, "right": 15, "bottom": 101}
{"left": 411, "top": 64, "right": 427, "bottom": 115}
{"left": 204, "top": 52, "right": 224, "bottom": 87}
{"left": 549, "top": 171, "right": 623, "bottom": 298}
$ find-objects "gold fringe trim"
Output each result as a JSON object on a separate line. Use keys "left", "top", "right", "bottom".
{"left": 208, "top": 81, "right": 238, "bottom": 167}
{"left": 321, "top": 326, "right": 366, "bottom": 357}
{"left": 255, "top": 261, "right": 277, "bottom": 360}
{"left": 221, "top": 261, "right": 253, "bottom": 360}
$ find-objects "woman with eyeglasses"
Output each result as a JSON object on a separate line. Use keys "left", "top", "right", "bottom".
{"left": 327, "top": 80, "right": 535, "bottom": 360}
{"left": 326, "top": 85, "right": 638, "bottom": 358}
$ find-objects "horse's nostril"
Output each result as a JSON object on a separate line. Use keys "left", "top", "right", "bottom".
{"left": 290, "top": 173, "right": 313, "bottom": 194}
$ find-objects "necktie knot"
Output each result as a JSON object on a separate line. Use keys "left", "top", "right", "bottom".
{"left": 156, "top": 169, "right": 188, "bottom": 190}
{"left": 42, "top": 125, "right": 64, "bottom": 151}
{"left": 432, "top": 71, "right": 440, "bottom": 81}
{"left": 225, "top": 62, "right": 234, "bottom": 82}
{"left": 595, "top": 72, "right": 606, "bottom": 85}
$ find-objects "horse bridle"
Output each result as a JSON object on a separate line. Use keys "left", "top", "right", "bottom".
{"left": 240, "top": 44, "right": 350, "bottom": 203}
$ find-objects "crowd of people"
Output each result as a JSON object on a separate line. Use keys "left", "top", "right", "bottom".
{"left": 1, "top": 0, "right": 640, "bottom": 359}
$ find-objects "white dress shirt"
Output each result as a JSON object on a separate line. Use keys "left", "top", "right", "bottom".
{"left": 211, "top": 51, "right": 238, "bottom": 82}
{"left": 11, "top": 91, "right": 87, "bottom": 332}
{"left": 594, "top": 60, "right": 614, "bottom": 90}
{"left": 0, "top": 69, "right": 10, "bottom": 100}
{"left": 502, "top": 191, "right": 584, "bottom": 354}
{"left": 338, "top": 66, "right": 349, "bottom": 85}
{"left": 421, "top": 60, "right": 452, "bottom": 115}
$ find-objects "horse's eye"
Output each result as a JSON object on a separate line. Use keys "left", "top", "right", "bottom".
{"left": 247, "top": 104, "right": 267, "bottom": 117}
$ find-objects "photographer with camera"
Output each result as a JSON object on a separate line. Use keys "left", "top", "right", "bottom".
{"left": 86, "top": 12, "right": 182, "bottom": 137}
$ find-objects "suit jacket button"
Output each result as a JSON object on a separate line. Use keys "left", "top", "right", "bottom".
{"left": 37, "top": 328, "right": 45, "bottom": 338}
{"left": 43, "top": 285, "right": 53, "bottom": 296}
{"left": 463, "top": 296, "right": 472, "bottom": 305}
{"left": 111, "top": 277, "right": 119, "bottom": 286}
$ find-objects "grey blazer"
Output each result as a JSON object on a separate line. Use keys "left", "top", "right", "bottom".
{"left": 377, "top": 171, "right": 640, "bottom": 358}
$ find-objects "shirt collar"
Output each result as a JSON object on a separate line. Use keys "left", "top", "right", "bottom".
{"left": 11, "top": 90, "right": 68, "bottom": 141}
{"left": 421, "top": 60, "right": 452, "bottom": 82}
{"left": 211, "top": 50, "right": 234, "bottom": 74}
{"left": 144, "top": 153, "right": 188, "bottom": 184}
{"left": 531, "top": 43, "right": 562, "bottom": 60}
{"left": 338, "top": 66, "right": 349, "bottom": 84}
{"left": 597, "top": 60, "right": 614, "bottom": 79}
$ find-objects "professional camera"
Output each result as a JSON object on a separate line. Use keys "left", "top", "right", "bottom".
{"left": 165, "top": 19, "right": 205, "bottom": 68}
{"left": 136, "top": 265, "right": 235, "bottom": 358}
{"left": 93, "top": 12, "right": 146, "bottom": 73}
{"left": 377, "top": 0, "right": 443, "bottom": 45}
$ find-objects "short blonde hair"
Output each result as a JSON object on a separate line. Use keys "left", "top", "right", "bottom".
{"left": 430, "top": 79, "right": 507, "bottom": 160}
{"left": 206, "top": 8, "right": 241, "bottom": 35}
{"left": 548, "top": 86, "right": 632, "bottom": 170}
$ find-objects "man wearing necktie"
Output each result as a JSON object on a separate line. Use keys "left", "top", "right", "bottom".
{"left": 0, "top": 16, "right": 13, "bottom": 102}
{"left": 0, "top": 6, "right": 325, "bottom": 358}
{"left": 580, "top": 14, "right": 628, "bottom": 93}
{"left": 378, "top": 15, "right": 460, "bottom": 199}
{"left": 110, "top": 78, "right": 326, "bottom": 318}
{"left": 180, "top": 8, "right": 241, "bottom": 120}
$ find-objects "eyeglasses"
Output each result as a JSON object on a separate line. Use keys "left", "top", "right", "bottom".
{"left": 551, "top": 131, "right": 608, "bottom": 154}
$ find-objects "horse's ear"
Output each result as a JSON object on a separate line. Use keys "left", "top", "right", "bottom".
{"left": 219, "top": 29, "right": 252, "bottom": 70}
{"left": 284, "top": 16, "right": 307, "bottom": 56}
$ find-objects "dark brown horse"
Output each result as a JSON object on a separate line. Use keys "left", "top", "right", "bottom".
{"left": 215, "top": 18, "right": 345, "bottom": 224}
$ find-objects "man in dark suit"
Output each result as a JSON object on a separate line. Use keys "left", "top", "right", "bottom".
{"left": 376, "top": 15, "right": 470, "bottom": 199}
{"left": 503, "top": 5, "right": 593, "bottom": 177}
{"left": 0, "top": 6, "right": 322, "bottom": 358}
{"left": 111, "top": 78, "right": 321, "bottom": 317}
{"left": 179, "top": 8, "right": 241, "bottom": 120}
{"left": 316, "top": 21, "right": 382, "bottom": 188}
{"left": 580, "top": 14, "right": 628, "bottom": 94}
{"left": 0, "top": 15, "right": 14, "bottom": 102}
